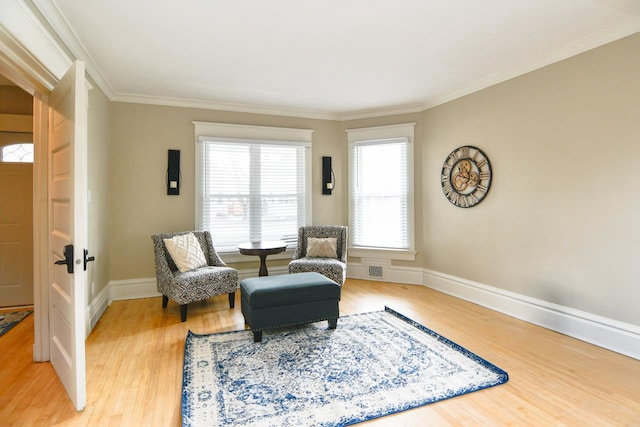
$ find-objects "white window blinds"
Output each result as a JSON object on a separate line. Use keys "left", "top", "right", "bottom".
{"left": 347, "top": 122, "right": 415, "bottom": 253}
{"left": 350, "top": 138, "right": 410, "bottom": 249}
{"left": 196, "top": 136, "right": 311, "bottom": 252}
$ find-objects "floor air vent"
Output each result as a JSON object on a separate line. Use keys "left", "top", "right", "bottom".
{"left": 368, "top": 266, "right": 383, "bottom": 277}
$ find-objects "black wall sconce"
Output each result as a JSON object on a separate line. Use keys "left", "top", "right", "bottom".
{"left": 322, "top": 156, "right": 335, "bottom": 195}
{"left": 167, "top": 149, "right": 181, "bottom": 195}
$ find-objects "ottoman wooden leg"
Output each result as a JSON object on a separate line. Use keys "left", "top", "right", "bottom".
{"left": 253, "top": 330, "right": 263, "bottom": 342}
{"left": 328, "top": 317, "right": 337, "bottom": 329}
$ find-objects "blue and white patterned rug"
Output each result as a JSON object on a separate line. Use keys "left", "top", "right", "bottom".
{"left": 0, "top": 310, "right": 33, "bottom": 337}
{"left": 182, "top": 307, "right": 508, "bottom": 426}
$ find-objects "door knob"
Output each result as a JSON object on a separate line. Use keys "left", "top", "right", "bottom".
{"left": 54, "top": 244, "right": 74, "bottom": 274}
{"left": 83, "top": 249, "right": 95, "bottom": 271}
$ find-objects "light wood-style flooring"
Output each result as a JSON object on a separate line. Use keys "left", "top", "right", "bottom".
{"left": 1, "top": 279, "right": 638, "bottom": 426}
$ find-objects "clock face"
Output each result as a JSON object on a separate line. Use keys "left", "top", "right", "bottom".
{"left": 441, "top": 146, "right": 492, "bottom": 208}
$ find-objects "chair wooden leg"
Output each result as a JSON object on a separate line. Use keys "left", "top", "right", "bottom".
{"left": 228, "top": 292, "right": 235, "bottom": 309}
{"left": 180, "top": 304, "right": 188, "bottom": 322}
{"left": 162, "top": 295, "right": 168, "bottom": 308}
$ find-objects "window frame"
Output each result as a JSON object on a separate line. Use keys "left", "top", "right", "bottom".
{"left": 193, "top": 122, "right": 313, "bottom": 261}
{"left": 346, "top": 123, "right": 416, "bottom": 261}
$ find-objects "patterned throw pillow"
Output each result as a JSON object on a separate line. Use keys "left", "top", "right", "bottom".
{"left": 306, "top": 237, "right": 338, "bottom": 258}
{"left": 163, "top": 233, "right": 208, "bottom": 273}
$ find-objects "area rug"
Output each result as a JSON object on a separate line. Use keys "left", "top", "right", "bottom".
{"left": 0, "top": 310, "right": 33, "bottom": 337}
{"left": 182, "top": 307, "right": 509, "bottom": 426}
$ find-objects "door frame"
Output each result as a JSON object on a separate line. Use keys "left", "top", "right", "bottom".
{"left": 1, "top": 4, "right": 73, "bottom": 361}
{"left": 33, "top": 91, "right": 51, "bottom": 360}
{"left": 0, "top": 64, "right": 52, "bottom": 361}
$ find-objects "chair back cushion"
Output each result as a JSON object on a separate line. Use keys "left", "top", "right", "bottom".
{"left": 294, "top": 225, "right": 347, "bottom": 262}
{"left": 306, "top": 237, "right": 338, "bottom": 258}
{"left": 163, "top": 232, "right": 208, "bottom": 272}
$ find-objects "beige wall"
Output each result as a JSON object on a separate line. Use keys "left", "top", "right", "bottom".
{"left": 420, "top": 33, "right": 640, "bottom": 325}
{"left": 109, "top": 104, "right": 342, "bottom": 280}
{"left": 0, "top": 85, "right": 33, "bottom": 114}
{"left": 86, "top": 83, "right": 112, "bottom": 300}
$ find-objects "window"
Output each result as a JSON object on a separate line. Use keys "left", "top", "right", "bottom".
{"left": 1, "top": 143, "right": 34, "bottom": 163}
{"left": 347, "top": 123, "right": 415, "bottom": 259}
{"left": 194, "top": 122, "right": 312, "bottom": 253}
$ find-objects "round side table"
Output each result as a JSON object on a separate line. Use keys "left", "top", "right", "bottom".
{"left": 237, "top": 240, "right": 287, "bottom": 276}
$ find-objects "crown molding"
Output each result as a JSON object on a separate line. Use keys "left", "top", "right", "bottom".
{"left": 110, "top": 92, "right": 341, "bottom": 121}
{"left": 32, "top": 0, "right": 115, "bottom": 98}
{"left": 0, "top": 0, "right": 71, "bottom": 91}
{"left": 337, "top": 103, "right": 424, "bottom": 122}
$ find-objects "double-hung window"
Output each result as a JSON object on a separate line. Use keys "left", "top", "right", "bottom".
{"left": 194, "top": 122, "right": 312, "bottom": 253}
{"left": 347, "top": 123, "right": 415, "bottom": 260}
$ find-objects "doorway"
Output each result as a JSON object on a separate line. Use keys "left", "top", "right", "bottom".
{"left": 0, "top": 78, "right": 34, "bottom": 309}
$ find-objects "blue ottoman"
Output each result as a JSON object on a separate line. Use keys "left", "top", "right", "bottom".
{"left": 240, "top": 272, "right": 341, "bottom": 342}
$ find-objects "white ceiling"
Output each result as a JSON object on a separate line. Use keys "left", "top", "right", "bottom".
{"left": 36, "top": 0, "right": 640, "bottom": 120}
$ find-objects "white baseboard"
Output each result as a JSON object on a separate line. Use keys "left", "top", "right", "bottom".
{"left": 87, "top": 270, "right": 283, "bottom": 335}
{"left": 347, "top": 259, "right": 423, "bottom": 284}
{"left": 93, "top": 268, "right": 639, "bottom": 359}
{"left": 238, "top": 266, "right": 288, "bottom": 281}
{"left": 423, "top": 269, "right": 640, "bottom": 360}
{"left": 104, "top": 266, "right": 290, "bottom": 304}
{"left": 109, "top": 277, "right": 161, "bottom": 302}
{"left": 86, "top": 285, "right": 109, "bottom": 337}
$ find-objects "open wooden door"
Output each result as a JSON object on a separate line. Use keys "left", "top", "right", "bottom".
{"left": 48, "top": 60, "right": 88, "bottom": 411}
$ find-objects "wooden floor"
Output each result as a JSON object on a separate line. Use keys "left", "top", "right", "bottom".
{"left": 1, "top": 279, "right": 638, "bottom": 426}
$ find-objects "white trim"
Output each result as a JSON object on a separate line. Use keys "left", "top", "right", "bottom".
{"left": 104, "top": 267, "right": 291, "bottom": 303}
{"left": 193, "top": 121, "right": 313, "bottom": 143}
{"left": 423, "top": 268, "right": 640, "bottom": 360}
{"left": 121, "top": 93, "right": 343, "bottom": 121}
{"left": 97, "top": 268, "right": 640, "bottom": 360}
{"left": 0, "top": 0, "right": 71, "bottom": 85}
{"left": 237, "top": 266, "right": 288, "bottom": 281}
{"left": 85, "top": 284, "right": 109, "bottom": 337}
{"left": 0, "top": 24, "right": 54, "bottom": 94}
{"left": 347, "top": 123, "right": 416, "bottom": 255}
{"left": 339, "top": 104, "right": 425, "bottom": 121}
{"left": 220, "top": 249, "right": 294, "bottom": 265}
{"left": 32, "top": 93, "right": 49, "bottom": 361}
{"left": 348, "top": 247, "right": 416, "bottom": 261}
{"left": 345, "top": 122, "right": 416, "bottom": 141}
{"left": 32, "top": 0, "right": 114, "bottom": 98}
{"left": 347, "top": 259, "right": 423, "bottom": 285}
{"left": 109, "top": 277, "right": 160, "bottom": 302}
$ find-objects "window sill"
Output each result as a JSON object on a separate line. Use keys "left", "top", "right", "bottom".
{"left": 348, "top": 247, "right": 416, "bottom": 261}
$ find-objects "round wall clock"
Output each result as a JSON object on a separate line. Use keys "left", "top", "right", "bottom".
{"left": 441, "top": 145, "right": 492, "bottom": 208}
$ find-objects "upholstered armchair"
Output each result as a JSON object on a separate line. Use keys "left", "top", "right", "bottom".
{"left": 288, "top": 225, "right": 347, "bottom": 285}
{"left": 151, "top": 231, "right": 238, "bottom": 322}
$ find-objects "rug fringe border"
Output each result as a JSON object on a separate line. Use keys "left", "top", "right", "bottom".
{"left": 384, "top": 305, "right": 509, "bottom": 381}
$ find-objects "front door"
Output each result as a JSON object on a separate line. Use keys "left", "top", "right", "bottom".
{"left": 48, "top": 60, "right": 88, "bottom": 411}
{"left": 0, "top": 162, "right": 33, "bottom": 306}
